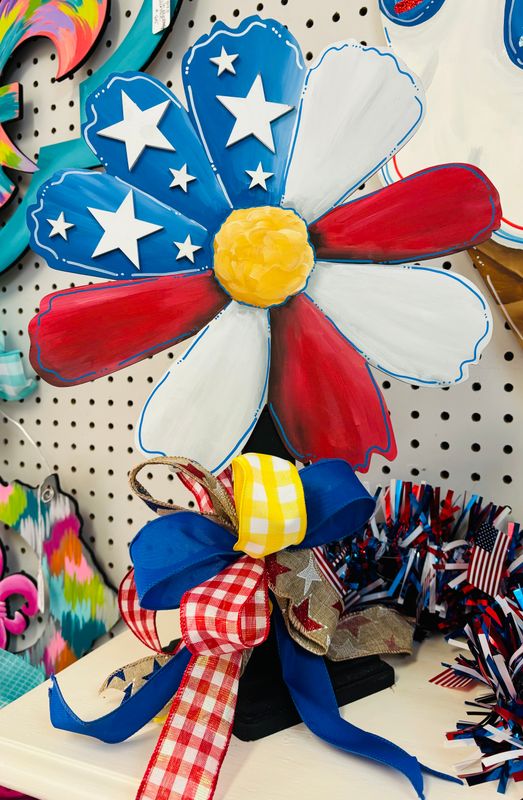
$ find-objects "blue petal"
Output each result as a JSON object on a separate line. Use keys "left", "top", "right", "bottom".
{"left": 182, "top": 16, "right": 306, "bottom": 210}
{"left": 83, "top": 72, "right": 230, "bottom": 231}
{"left": 379, "top": 0, "right": 446, "bottom": 26}
{"left": 504, "top": 0, "right": 523, "bottom": 69}
{"left": 29, "top": 170, "right": 211, "bottom": 280}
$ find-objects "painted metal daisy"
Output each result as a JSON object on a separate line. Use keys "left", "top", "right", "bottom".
{"left": 28, "top": 16, "right": 500, "bottom": 473}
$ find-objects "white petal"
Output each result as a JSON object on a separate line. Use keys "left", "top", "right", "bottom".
{"left": 380, "top": 0, "right": 523, "bottom": 248}
{"left": 282, "top": 41, "right": 424, "bottom": 222}
{"left": 306, "top": 261, "right": 492, "bottom": 385}
{"left": 136, "top": 302, "right": 270, "bottom": 472}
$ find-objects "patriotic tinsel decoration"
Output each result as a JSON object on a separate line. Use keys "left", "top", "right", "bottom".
{"left": 442, "top": 591, "right": 523, "bottom": 792}
{"left": 322, "top": 480, "right": 521, "bottom": 633}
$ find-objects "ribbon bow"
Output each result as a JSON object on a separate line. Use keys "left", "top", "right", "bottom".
{"left": 49, "top": 455, "right": 458, "bottom": 800}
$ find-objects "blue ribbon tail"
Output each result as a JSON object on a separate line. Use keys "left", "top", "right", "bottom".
{"left": 49, "top": 646, "right": 191, "bottom": 743}
{"left": 274, "top": 607, "right": 461, "bottom": 798}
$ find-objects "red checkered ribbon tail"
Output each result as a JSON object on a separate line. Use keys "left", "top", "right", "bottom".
{"left": 119, "top": 569, "right": 162, "bottom": 653}
{"left": 136, "top": 556, "right": 269, "bottom": 800}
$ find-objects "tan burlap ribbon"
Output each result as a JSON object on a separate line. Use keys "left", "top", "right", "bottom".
{"left": 266, "top": 549, "right": 414, "bottom": 660}
{"left": 128, "top": 455, "right": 238, "bottom": 531}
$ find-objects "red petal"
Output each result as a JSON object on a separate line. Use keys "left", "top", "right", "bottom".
{"left": 309, "top": 164, "right": 502, "bottom": 262}
{"left": 269, "top": 294, "right": 396, "bottom": 472}
{"left": 29, "top": 271, "right": 227, "bottom": 386}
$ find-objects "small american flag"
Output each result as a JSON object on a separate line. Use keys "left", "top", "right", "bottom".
{"left": 430, "top": 667, "right": 474, "bottom": 690}
{"left": 467, "top": 522, "right": 510, "bottom": 597}
{"left": 312, "top": 546, "right": 346, "bottom": 596}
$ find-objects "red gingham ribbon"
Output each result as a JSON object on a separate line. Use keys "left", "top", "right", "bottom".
{"left": 178, "top": 465, "right": 234, "bottom": 514}
{"left": 119, "top": 466, "right": 234, "bottom": 653}
{"left": 119, "top": 568, "right": 162, "bottom": 653}
{"left": 135, "top": 556, "right": 270, "bottom": 800}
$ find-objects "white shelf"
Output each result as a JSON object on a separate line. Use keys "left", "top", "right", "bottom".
{"left": 0, "top": 631, "right": 516, "bottom": 800}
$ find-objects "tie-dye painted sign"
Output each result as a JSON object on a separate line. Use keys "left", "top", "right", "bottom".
{"left": 0, "top": 0, "right": 109, "bottom": 207}
{"left": 0, "top": 473, "right": 119, "bottom": 675}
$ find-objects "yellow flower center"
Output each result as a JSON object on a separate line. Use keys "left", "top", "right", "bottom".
{"left": 213, "top": 206, "right": 314, "bottom": 308}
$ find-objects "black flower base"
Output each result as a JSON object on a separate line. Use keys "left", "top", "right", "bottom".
{"left": 233, "top": 628, "right": 394, "bottom": 741}
{"left": 235, "top": 409, "right": 395, "bottom": 741}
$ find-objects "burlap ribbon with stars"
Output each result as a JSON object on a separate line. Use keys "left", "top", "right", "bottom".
{"left": 266, "top": 548, "right": 413, "bottom": 661}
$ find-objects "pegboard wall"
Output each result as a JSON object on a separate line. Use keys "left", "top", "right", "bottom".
{"left": 1, "top": 0, "right": 522, "bottom": 590}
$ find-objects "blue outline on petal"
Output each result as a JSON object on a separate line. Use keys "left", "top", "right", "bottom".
{"left": 305, "top": 265, "right": 492, "bottom": 386}
{"left": 32, "top": 274, "right": 221, "bottom": 384}
{"left": 281, "top": 41, "right": 425, "bottom": 223}
{"left": 315, "top": 164, "right": 500, "bottom": 264}
{"left": 493, "top": 228, "right": 523, "bottom": 245}
{"left": 137, "top": 305, "right": 271, "bottom": 474}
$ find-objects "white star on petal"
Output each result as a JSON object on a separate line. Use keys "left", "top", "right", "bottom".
{"left": 245, "top": 162, "right": 274, "bottom": 190}
{"left": 47, "top": 211, "right": 74, "bottom": 240}
{"left": 169, "top": 163, "right": 197, "bottom": 192}
{"left": 98, "top": 91, "right": 175, "bottom": 170}
{"left": 297, "top": 552, "right": 322, "bottom": 595}
{"left": 210, "top": 46, "right": 239, "bottom": 76}
{"left": 217, "top": 74, "right": 293, "bottom": 152}
{"left": 88, "top": 191, "right": 163, "bottom": 269}
{"left": 173, "top": 234, "right": 202, "bottom": 263}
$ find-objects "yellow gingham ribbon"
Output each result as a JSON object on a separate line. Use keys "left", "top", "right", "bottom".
{"left": 232, "top": 453, "right": 307, "bottom": 558}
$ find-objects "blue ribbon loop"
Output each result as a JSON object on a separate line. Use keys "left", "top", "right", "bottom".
{"left": 48, "top": 458, "right": 457, "bottom": 795}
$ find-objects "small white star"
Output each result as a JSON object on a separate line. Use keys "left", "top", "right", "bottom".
{"left": 245, "top": 162, "right": 274, "bottom": 190}
{"left": 88, "top": 191, "right": 163, "bottom": 268}
{"left": 47, "top": 211, "right": 74, "bottom": 240}
{"left": 173, "top": 234, "right": 202, "bottom": 263}
{"left": 217, "top": 74, "right": 293, "bottom": 152}
{"left": 169, "top": 163, "right": 196, "bottom": 192}
{"left": 296, "top": 553, "right": 322, "bottom": 595}
{"left": 210, "top": 46, "right": 239, "bottom": 76}
{"left": 98, "top": 91, "right": 174, "bottom": 170}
